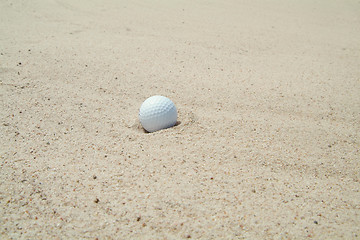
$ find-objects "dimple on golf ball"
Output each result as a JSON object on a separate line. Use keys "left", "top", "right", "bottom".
{"left": 139, "top": 95, "right": 177, "bottom": 133}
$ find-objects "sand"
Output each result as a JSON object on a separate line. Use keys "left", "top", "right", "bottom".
{"left": 1, "top": 0, "right": 359, "bottom": 239}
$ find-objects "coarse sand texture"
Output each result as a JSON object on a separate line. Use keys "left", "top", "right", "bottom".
{"left": 1, "top": 0, "right": 359, "bottom": 239}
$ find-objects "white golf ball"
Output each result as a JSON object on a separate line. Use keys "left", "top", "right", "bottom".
{"left": 139, "top": 95, "right": 177, "bottom": 133}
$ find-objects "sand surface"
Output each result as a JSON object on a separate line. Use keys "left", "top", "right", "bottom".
{"left": 1, "top": 0, "right": 360, "bottom": 239}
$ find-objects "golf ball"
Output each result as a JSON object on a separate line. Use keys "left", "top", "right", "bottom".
{"left": 139, "top": 95, "right": 177, "bottom": 133}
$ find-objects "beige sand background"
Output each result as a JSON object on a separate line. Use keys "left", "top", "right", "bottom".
{"left": 1, "top": 0, "right": 359, "bottom": 239}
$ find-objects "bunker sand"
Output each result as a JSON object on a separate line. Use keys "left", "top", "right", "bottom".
{"left": 1, "top": 0, "right": 360, "bottom": 239}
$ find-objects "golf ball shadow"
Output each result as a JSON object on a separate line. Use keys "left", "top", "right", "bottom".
{"left": 144, "top": 120, "right": 182, "bottom": 133}
{"left": 133, "top": 120, "right": 182, "bottom": 133}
